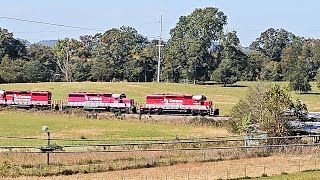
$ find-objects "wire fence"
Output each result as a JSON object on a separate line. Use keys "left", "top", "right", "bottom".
{"left": 1, "top": 134, "right": 320, "bottom": 150}
{"left": 1, "top": 146, "right": 320, "bottom": 179}
{"left": 8, "top": 153, "right": 320, "bottom": 179}
{"left": 2, "top": 135, "right": 320, "bottom": 179}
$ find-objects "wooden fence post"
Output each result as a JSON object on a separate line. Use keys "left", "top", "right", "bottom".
{"left": 227, "top": 165, "right": 229, "bottom": 180}
{"left": 206, "top": 166, "right": 209, "bottom": 180}
{"left": 244, "top": 164, "right": 247, "bottom": 177}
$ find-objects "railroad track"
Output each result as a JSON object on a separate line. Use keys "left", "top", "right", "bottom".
{"left": 97, "top": 113, "right": 229, "bottom": 121}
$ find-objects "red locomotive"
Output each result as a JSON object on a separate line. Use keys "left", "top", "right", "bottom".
{"left": 65, "top": 92, "right": 136, "bottom": 113}
{"left": 139, "top": 94, "right": 219, "bottom": 116}
{"left": 0, "top": 90, "right": 51, "bottom": 109}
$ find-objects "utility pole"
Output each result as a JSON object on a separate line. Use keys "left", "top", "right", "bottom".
{"left": 156, "top": 15, "right": 164, "bottom": 82}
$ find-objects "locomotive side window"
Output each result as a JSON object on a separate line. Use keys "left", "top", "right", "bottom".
{"left": 32, "top": 93, "right": 47, "bottom": 96}
{"left": 69, "top": 94, "right": 85, "bottom": 97}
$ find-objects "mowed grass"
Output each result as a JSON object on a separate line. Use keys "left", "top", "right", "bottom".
{"left": 258, "top": 170, "right": 320, "bottom": 180}
{"left": 0, "top": 111, "right": 228, "bottom": 146}
{"left": 1, "top": 81, "right": 320, "bottom": 114}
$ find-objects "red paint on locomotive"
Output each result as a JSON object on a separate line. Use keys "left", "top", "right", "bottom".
{"left": 141, "top": 94, "right": 219, "bottom": 116}
{"left": 66, "top": 92, "right": 136, "bottom": 113}
{"left": 0, "top": 90, "right": 51, "bottom": 108}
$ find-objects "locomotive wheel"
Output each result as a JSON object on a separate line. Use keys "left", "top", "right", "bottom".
{"left": 192, "top": 110, "right": 198, "bottom": 116}
{"left": 131, "top": 107, "right": 137, "bottom": 114}
{"left": 158, "top": 109, "right": 163, "bottom": 115}
{"left": 149, "top": 109, "right": 154, "bottom": 115}
{"left": 139, "top": 109, "right": 145, "bottom": 114}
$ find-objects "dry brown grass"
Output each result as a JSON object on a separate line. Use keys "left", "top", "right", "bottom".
{"left": 2, "top": 147, "right": 320, "bottom": 179}
{"left": 8, "top": 154, "right": 320, "bottom": 180}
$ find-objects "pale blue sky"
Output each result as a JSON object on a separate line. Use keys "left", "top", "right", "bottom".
{"left": 0, "top": 0, "right": 319, "bottom": 46}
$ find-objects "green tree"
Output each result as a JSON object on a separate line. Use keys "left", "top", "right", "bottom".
{"left": 261, "top": 85, "right": 292, "bottom": 136}
{"left": 0, "top": 28, "right": 27, "bottom": 60}
{"left": 53, "top": 38, "right": 85, "bottom": 82}
{"left": 288, "top": 62, "right": 311, "bottom": 93}
{"left": 228, "top": 84, "right": 267, "bottom": 134}
{"left": 163, "top": 7, "right": 227, "bottom": 83}
{"left": 0, "top": 55, "right": 25, "bottom": 83}
{"left": 242, "top": 51, "right": 265, "bottom": 81}
{"left": 71, "top": 60, "right": 92, "bottom": 82}
{"left": 250, "top": 28, "right": 297, "bottom": 61}
{"left": 27, "top": 44, "right": 57, "bottom": 82}
{"left": 91, "top": 57, "right": 114, "bottom": 82}
{"left": 97, "top": 26, "right": 147, "bottom": 81}
{"left": 137, "top": 40, "right": 159, "bottom": 82}
{"left": 23, "top": 60, "right": 46, "bottom": 82}
{"left": 316, "top": 69, "right": 320, "bottom": 90}
{"left": 211, "top": 32, "right": 247, "bottom": 86}
{"left": 230, "top": 84, "right": 294, "bottom": 137}
{"left": 308, "top": 40, "right": 320, "bottom": 80}
{"left": 260, "top": 61, "right": 283, "bottom": 81}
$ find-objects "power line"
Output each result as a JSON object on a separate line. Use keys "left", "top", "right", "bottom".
{"left": 0, "top": 16, "right": 105, "bottom": 32}
{"left": 13, "top": 29, "right": 86, "bottom": 34}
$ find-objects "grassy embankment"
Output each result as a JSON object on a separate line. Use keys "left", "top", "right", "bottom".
{"left": 0, "top": 111, "right": 228, "bottom": 146}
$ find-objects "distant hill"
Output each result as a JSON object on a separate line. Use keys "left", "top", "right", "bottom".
{"left": 37, "top": 40, "right": 57, "bottom": 47}
{"left": 17, "top": 38, "right": 31, "bottom": 47}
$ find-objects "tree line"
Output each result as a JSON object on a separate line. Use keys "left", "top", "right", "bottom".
{"left": 1, "top": 7, "right": 320, "bottom": 92}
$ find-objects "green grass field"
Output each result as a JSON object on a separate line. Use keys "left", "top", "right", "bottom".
{"left": 257, "top": 170, "right": 320, "bottom": 180}
{"left": 0, "top": 111, "right": 228, "bottom": 146}
{"left": 0, "top": 81, "right": 320, "bottom": 114}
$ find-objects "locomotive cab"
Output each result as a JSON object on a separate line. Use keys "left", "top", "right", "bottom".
{"left": 192, "top": 94, "right": 206, "bottom": 101}
{"left": 112, "top": 93, "right": 126, "bottom": 103}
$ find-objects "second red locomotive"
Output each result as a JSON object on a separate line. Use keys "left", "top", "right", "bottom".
{"left": 65, "top": 92, "right": 136, "bottom": 113}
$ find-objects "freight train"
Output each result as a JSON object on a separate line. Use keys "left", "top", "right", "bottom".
{"left": 0, "top": 90, "right": 219, "bottom": 116}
